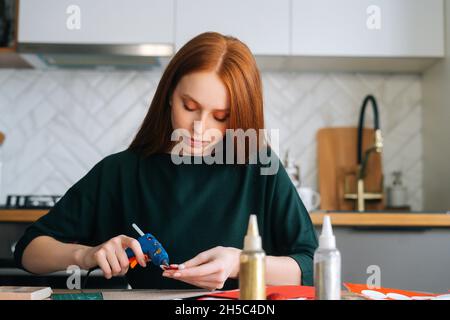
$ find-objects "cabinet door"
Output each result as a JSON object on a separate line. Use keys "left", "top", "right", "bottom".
{"left": 292, "top": 0, "right": 444, "bottom": 57}
{"left": 18, "top": 0, "right": 174, "bottom": 44}
{"left": 175, "top": 0, "right": 290, "bottom": 55}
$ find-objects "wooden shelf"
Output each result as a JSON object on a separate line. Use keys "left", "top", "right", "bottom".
{"left": 0, "top": 47, "right": 16, "bottom": 53}
{"left": 0, "top": 209, "right": 48, "bottom": 222}
{"left": 310, "top": 211, "right": 450, "bottom": 227}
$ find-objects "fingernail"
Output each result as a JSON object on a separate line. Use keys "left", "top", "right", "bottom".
{"left": 178, "top": 264, "right": 185, "bottom": 270}
{"left": 174, "top": 272, "right": 181, "bottom": 277}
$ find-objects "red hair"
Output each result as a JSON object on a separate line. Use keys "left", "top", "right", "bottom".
{"left": 129, "top": 32, "right": 266, "bottom": 160}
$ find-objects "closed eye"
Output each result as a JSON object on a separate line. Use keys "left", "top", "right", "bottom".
{"left": 183, "top": 103, "right": 196, "bottom": 112}
{"left": 214, "top": 116, "right": 229, "bottom": 122}
{"left": 214, "top": 110, "right": 229, "bottom": 122}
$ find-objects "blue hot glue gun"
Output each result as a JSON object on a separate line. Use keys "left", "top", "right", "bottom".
{"left": 126, "top": 223, "right": 170, "bottom": 270}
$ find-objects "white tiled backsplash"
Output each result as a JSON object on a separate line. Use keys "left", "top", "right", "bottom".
{"left": 0, "top": 69, "right": 423, "bottom": 210}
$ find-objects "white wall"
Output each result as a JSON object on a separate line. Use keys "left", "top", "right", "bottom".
{"left": 0, "top": 69, "right": 424, "bottom": 210}
{"left": 423, "top": 1, "right": 450, "bottom": 211}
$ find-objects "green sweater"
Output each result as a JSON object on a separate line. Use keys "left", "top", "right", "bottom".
{"left": 14, "top": 148, "right": 318, "bottom": 289}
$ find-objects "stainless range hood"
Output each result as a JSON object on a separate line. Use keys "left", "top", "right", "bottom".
{"left": 17, "top": 43, "right": 174, "bottom": 69}
{"left": 17, "top": 0, "right": 176, "bottom": 69}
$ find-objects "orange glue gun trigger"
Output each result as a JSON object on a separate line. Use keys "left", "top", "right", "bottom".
{"left": 129, "top": 254, "right": 149, "bottom": 269}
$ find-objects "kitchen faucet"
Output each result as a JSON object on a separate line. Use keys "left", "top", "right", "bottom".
{"left": 344, "top": 95, "right": 384, "bottom": 211}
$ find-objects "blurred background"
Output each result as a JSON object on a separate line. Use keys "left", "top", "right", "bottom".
{"left": 0, "top": 0, "right": 449, "bottom": 292}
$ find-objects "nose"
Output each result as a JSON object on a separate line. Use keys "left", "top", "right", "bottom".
{"left": 191, "top": 111, "right": 209, "bottom": 138}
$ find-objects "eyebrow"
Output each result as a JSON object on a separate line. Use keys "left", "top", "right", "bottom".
{"left": 181, "top": 94, "right": 229, "bottom": 112}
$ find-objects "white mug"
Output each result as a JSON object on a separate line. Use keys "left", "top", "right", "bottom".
{"left": 297, "top": 187, "right": 321, "bottom": 212}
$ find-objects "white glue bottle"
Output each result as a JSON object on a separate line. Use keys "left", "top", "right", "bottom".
{"left": 314, "top": 215, "right": 341, "bottom": 300}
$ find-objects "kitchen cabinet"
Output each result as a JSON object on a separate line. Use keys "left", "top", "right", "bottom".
{"left": 175, "top": 0, "right": 290, "bottom": 55}
{"left": 6, "top": 0, "right": 445, "bottom": 72}
{"left": 324, "top": 226, "right": 450, "bottom": 293}
{"left": 175, "top": 0, "right": 443, "bottom": 72}
{"left": 292, "top": 0, "right": 444, "bottom": 57}
{"left": 18, "top": 0, "right": 174, "bottom": 45}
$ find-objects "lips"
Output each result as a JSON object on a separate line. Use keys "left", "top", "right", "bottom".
{"left": 189, "top": 137, "right": 210, "bottom": 147}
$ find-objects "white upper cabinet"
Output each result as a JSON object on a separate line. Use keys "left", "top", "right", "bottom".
{"left": 292, "top": 0, "right": 444, "bottom": 57}
{"left": 18, "top": 0, "right": 174, "bottom": 44}
{"left": 15, "top": 0, "right": 445, "bottom": 71}
{"left": 175, "top": 0, "right": 290, "bottom": 55}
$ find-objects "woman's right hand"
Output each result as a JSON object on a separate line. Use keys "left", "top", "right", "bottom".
{"left": 75, "top": 235, "right": 148, "bottom": 279}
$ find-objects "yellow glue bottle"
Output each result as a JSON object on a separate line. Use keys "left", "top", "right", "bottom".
{"left": 239, "top": 214, "right": 266, "bottom": 300}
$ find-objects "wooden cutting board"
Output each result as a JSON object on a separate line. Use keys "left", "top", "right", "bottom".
{"left": 317, "top": 127, "right": 385, "bottom": 211}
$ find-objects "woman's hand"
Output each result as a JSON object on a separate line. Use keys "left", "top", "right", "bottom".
{"left": 75, "top": 235, "right": 148, "bottom": 279}
{"left": 162, "top": 246, "right": 241, "bottom": 290}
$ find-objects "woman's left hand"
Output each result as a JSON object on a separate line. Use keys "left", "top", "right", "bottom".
{"left": 162, "top": 246, "right": 241, "bottom": 290}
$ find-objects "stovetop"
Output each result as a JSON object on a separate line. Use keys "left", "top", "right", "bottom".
{"left": 4, "top": 195, "right": 62, "bottom": 209}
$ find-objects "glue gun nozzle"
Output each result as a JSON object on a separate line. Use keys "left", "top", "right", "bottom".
{"left": 159, "top": 260, "right": 170, "bottom": 271}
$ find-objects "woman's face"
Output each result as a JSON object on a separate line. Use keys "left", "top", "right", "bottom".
{"left": 170, "top": 71, "right": 230, "bottom": 156}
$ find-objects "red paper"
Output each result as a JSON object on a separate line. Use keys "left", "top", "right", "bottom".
{"left": 344, "top": 283, "right": 438, "bottom": 299}
{"left": 205, "top": 285, "right": 315, "bottom": 300}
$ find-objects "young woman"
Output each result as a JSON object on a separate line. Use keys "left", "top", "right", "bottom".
{"left": 14, "top": 32, "right": 318, "bottom": 290}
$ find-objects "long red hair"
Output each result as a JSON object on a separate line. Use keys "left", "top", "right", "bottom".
{"left": 129, "top": 32, "right": 266, "bottom": 160}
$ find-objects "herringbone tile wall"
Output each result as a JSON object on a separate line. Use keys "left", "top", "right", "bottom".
{"left": 0, "top": 69, "right": 423, "bottom": 210}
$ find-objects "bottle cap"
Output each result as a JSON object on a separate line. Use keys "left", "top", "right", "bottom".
{"left": 319, "top": 215, "right": 336, "bottom": 249}
{"left": 243, "top": 214, "right": 262, "bottom": 251}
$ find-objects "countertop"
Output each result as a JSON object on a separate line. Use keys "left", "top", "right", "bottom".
{"left": 1, "top": 209, "right": 450, "bottom": 227}
{"left": 309, "top": 211, "right": 450, "bottom": 227}
{"left": 0, "top": 209, "right": 47, "bottom": 222}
